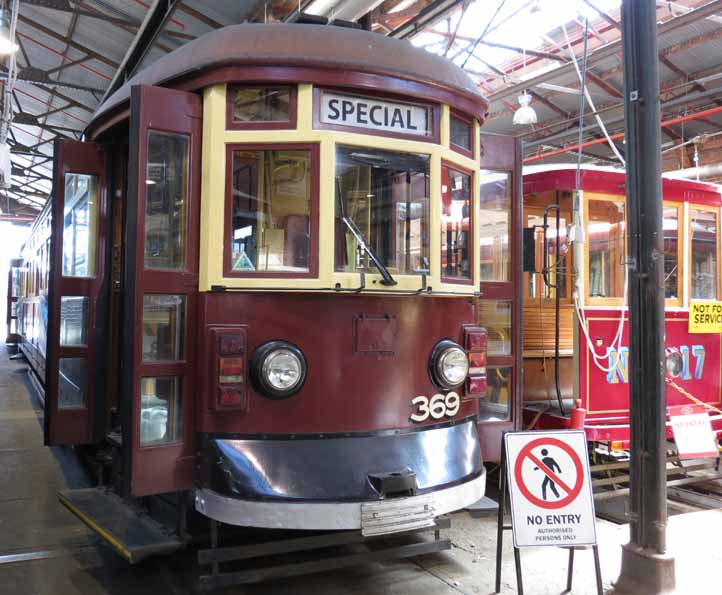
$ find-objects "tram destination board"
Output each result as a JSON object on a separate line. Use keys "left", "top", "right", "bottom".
{"left": 505, "top": 431, "right": 596, "bottom": 548}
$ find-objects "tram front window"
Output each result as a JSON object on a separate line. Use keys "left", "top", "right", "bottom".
{"left": 691, "top": 208, "right": 718, "bottom": 299}
{"left": 587, "top": 199, "right": 625, "bottom": 299}
{"left": 335, "top": 146, "right": 430, "bottom": 276}
{"left": 663, "top": 205, "right": 680, "bottom": 300}
{"left": 229, "top": 148, "right": 312, "bottom": 273}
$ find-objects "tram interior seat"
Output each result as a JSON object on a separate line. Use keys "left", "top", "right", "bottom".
{"left": 280, "top": 214, "right": 310, "bottom": 269}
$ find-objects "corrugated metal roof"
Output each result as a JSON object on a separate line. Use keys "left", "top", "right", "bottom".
{"left": 3, "top": 0, "right": 722, "bottom": 219}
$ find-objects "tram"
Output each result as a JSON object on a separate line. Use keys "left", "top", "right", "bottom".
{"left": 521, "top": 165, "right": 722, "bottom": 448}
{"left": 9, "top": 22, "right": 521, "bottom": 557}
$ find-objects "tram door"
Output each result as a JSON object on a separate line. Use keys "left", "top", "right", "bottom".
{"left": 477, "top": 133, "right": 522, "bottom": 461}
{"left": 46, "top": 140, "right": 108, "bottom": 445}
{"left": 122, "top": 85, "right": 202, "bottom": 497}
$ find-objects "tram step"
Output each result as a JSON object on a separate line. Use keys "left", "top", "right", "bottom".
{"left": 58, "top": 488, "right": 182, "bottom": 564}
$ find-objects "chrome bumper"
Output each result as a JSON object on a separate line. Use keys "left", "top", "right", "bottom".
{"left": 195, "top": 469, "right": 485, "bottom": 531}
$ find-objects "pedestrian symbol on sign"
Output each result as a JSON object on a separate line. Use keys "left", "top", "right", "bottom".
{"left": 534, "top": 448, "right": 561, "bottom": 500}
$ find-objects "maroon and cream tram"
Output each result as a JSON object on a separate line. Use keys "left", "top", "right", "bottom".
{"left": 10, "top": 23, "right": 522, "bottom": 557}
{"left": 520, "top": 165, "right": 722, "bottom": 448}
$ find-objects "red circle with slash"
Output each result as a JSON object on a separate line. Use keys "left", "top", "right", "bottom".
{"left": 514, "top": 437, "right": 584, "bottom": 509}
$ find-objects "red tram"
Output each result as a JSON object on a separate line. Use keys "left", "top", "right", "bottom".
{"left": 8, "top": 23, "right": 522, "bottom": 555}
{"left": 521, "top": 165, "right": 722, "bottom": 448}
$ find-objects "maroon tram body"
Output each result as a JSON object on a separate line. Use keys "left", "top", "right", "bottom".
{"left": 8, "top": 22, "right": 522, "bottom": 550}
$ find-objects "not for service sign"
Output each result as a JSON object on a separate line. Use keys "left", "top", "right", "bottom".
{"left": 689, "top": 300, "right": 722, "bottom": 333}
{"left": 505, "top": 431, "right": 597, "bottom": 548}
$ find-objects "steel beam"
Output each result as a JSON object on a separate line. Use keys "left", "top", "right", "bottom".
{"left": 100, "top": 0, "right": 182, "bottom": 103}
{"left": 17, "top": 14, "right": 119, "bottom": 68}
{"left": 489, "top": 0, "right": 722, "bottom": 103}
{"left": 389, "top": 0, "right": 464, "bottom": 39}
{"left": 0, "top": 67, "right": 105, "bottom": 93}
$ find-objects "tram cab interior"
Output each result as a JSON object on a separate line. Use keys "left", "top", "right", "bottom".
{"left": 20, "top": 22, "right": 524, "bottom": 560}
{"left": 521, "top": 165, "right": 722, "bottom": 442}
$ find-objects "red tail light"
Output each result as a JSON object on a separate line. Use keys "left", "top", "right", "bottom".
{"left": 211, "top": 328, "right": 248, "bottom": 411}
{"left": 463, "top": 326, "right": 487, "bottom": 397}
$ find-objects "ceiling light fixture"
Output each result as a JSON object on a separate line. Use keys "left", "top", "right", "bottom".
{"left": 513, "top": 91, "right": 538, "bottom": 125}
{"left": 513, "top": 45, "right": 537, "bottom": 126}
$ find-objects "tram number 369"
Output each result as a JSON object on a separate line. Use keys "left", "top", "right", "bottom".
{"left": 410, "top": 392, "right": 460, "bottom": 422}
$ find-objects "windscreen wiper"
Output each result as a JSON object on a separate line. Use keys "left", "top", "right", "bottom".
{"left": 341, "top": 216, "right": 397, "bottom": 286}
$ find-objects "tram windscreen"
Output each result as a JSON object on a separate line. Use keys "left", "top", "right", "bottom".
{"left": 230, "top": 149, "right": 312, "bottom": 273}
{"left": 691, "top": 208, "right": 718, "bottom": 299}
{"left": 663, "top": 205, "right": 680, "bottom": 300}
{"left": 587, "top": 199, "right": 625, "bottom": 299}
{"left": 335, "top": 146, "right": 430, "bottom": 276}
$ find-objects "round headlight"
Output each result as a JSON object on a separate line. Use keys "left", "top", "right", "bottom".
{"left": 251, "top": 341, "right": 307, "bottom": 399}
{"left": 430, "top": 340, "right": 469, "bottom": 390}
{"left": 666, "top": 349, "right": 683, "bottom": 378}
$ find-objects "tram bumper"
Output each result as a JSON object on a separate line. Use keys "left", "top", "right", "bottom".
{"left": 195, "top": 419, "right": 485, "bottom": 531}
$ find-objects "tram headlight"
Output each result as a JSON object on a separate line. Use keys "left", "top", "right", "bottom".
{"left": 666, "top": 349, "right": 683, "bottom": 378}
{"left": 250, "top": 341, "right": 307, "bottom": 399}
{"left": 429, "top": 340, "right": 469, "bottom": 390}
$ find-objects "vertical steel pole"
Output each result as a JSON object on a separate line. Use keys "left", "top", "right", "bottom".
{"left": 614, "top": 0, "right": 676, "bottom": 592}
{"left": 621, "top": 0, "right": 666, "bottom": 554}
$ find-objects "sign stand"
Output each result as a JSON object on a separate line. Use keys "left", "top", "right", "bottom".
{"left": 494, "top": 434, "right": 603, "bottom": 595}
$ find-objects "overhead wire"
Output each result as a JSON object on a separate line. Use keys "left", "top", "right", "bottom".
{"left": 561, "top": 20, "right": 625, "bottom": 166}
{"left": 566, "top": 16, "right": 627, "bottom": 375}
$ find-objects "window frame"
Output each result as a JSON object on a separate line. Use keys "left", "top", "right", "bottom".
{"left": 584, "top": 192, "right": 627, "bottom": 307}
{"left": 662, "top": 201, "right": 683, "bottom": 308}
{"left": 478, "top": 169, "right": 513, "bottom": 287}
{"left": 449, "top": 110, "right": 474, "bottom": 158}
{"left": 440, "top": 159, "right": 475, "bottom": 285}
{"left": 223, "top": 142, "right": 320, "bottom": 279}
{"left": 687, "top": 203, "right": 721, "bottom": 302}
{"left": 225, "top": 84, "right": 298, "bottom": 131}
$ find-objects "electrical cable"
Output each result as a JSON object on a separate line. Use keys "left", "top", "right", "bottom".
{"left": 561, "top": 20, "right": 625, "bottom": 166}
{"left": 566, "top": 17, "right": 627, "bottom": 375}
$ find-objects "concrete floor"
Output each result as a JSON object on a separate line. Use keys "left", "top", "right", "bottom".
{"left": 0, "top": 346, "right": 719, "bottom": 595}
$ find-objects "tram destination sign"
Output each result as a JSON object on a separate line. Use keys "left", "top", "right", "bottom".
{"left": 319, "top": 91, "right": 431, "bottom": 137}
{"left": 505, "top": 431, "right": 597, "bottom": 548}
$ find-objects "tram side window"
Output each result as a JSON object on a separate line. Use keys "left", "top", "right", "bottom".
{"left": 145, "top": 131, "right": 189, "bottom": 270}
{"left": 441, "top": 165, "right": 472, "bottom": 282}
{"left": 479, "top": 367, "right": 512, "bottom": 422}
{"left": 58, "top": 357, "right": 86, "bottom": 409}
{"left": 690, "top": 208, "right": 719, "bottom": 300}
{"left": 478, "top": 300, "right": 512, "bottom": 356}
{"left": 229, "top": 148, "right": 313, "bottom": 274}
{"left": 140, "top": 376, "right": 182, "bottom": 446}
{"left": 59, "top": 296, "right": 88, "bottom": 346}
{"left": 663, "top": 205, "right": 680, "bottom": 300}
{"left": 62, "top": 173, "right": 98, "bottom": 278}
{"left": 587, "top": 199, "right": 625, "bottom": 299}
{"left": 450, "top": 114, "right": 472, "bottom": 154}
{"left": 335, "top": 146, "right": 430, "bottom": 276}
{"left": 479, "top": 171, "right": 511, "bottom": 282}
{"left": 229, "top": 86, "right": 293, "bottom": 125}
{"left": 142, "top": 295, "right": 185, "bottom": 361}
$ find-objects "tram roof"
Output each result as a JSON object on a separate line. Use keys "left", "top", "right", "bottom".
{"left": 523, "top": 164, "right": 722, "bottom": 206}
{"left": 90, "top": 23, "right": 488, "bottom": 132}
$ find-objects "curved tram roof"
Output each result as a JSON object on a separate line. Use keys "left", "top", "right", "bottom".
{"left": 90, "top": 23, "right": 488, "bottom": 136}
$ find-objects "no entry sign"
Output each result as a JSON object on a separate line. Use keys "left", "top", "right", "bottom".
{"left": 505, "top": 431, "right": 596, "bottom": 548}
